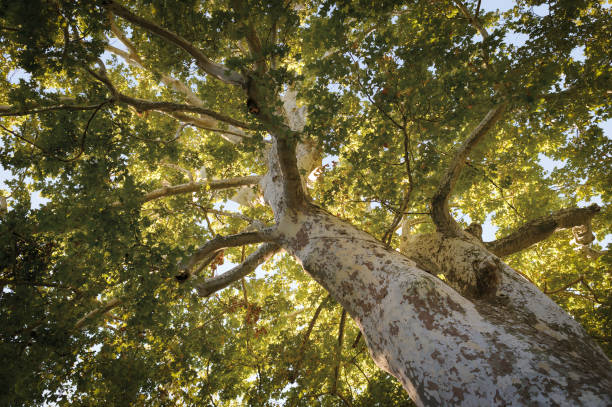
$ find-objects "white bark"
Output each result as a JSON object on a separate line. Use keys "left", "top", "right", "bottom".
{"left": 256, "top": 139, "right": 612, "bottom": 406}
{"left": 275, "top": 207, "right": 612, "bottom": 406}
{"left": 281, "top": 89, "right": 322, "bottom": 188}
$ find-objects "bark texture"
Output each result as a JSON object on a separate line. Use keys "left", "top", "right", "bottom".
{"left": 257, "top": 137, "right": 612, "bottom": 406}
{"left": 485, "top": 204, "right": 600, "bottom": 257}
{"left": 277, "top": 206, "right": 612, "bottom": 406}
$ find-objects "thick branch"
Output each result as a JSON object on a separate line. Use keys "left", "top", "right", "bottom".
{"left": 453, "top": 0, "right": 489, "bottom": 39}
{"left": 195, "top": 206, "right": 256, "bottom": 223}
{"left": 268, "top": 134, "right": 307, "bottom": 211}
{"left": 178, "top": 230, "right": 276, "bottom": 275}
{"left": 142, "top": 176, "right": 260, "bottom": 203}
{"left": 107, "top": 19, "right": 206, "bottom": 107}
{"left": 74, "top": 298, "right": 123, "bottom": 330}
{"left": 485, "top": 204, "right": 600, "bottom": 257}
{"left": 165, "top": 112, "right": 246, "bottom": 143}
{"left": 115, "top": 93, "right": 253, "bottom": 130}
{"left": 431, "top": 103, "right": 506, "bottom": 235}
{"left": 194, "top": 242, "right": 279, "bottom": 297}
{"left": 104, "top": 0, "right": 245, "bottom": 86}
{"left": 245, "top": 24, "right": 266, "bottom": 73}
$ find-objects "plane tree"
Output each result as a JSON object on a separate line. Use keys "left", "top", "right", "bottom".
{"left": 0, "top": 0, "right": 611, "bottom": 405}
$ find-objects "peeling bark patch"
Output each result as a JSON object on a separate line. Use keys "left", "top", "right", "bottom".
{"left": 406, "top": 292, "right": 436, "bottom": 330}
{"left": 427, "top": 381, "right": 439, "bottom": 391}
{"left": 488, "top": 341, "right": 515, "bottom": 377}
{"left": 356, "top": 299, "right": 374, "bottom": 315}
{"left": 446, "top": 296, "right": 465, "bottom": 314}
{"left": 367, "top": 283, "right": 388, "bottom": 304}
{"left": 460, "top": 348, "right": 478, "bottom": 361}
{"left": 389, "top": 321, "right": 399, "bottom": 336}
{"left": 451, "top": 386, "right": 465, "bottom": 403}
{"left": 442, "top": 324, "right": 470, "bottom": 341}
{"left": 294, "top": 225, "right": 309, "bottom": 251}
{"left": 430, "top": 349, "right": 443, "bottom": 364}
{"left": 339, "top": 281, "right": 354, "bottom": 297}
{"left": 494, "top": 390, "right": 507, "bottom": 406}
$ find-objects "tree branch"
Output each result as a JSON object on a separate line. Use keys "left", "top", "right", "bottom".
{"left": 289, "top": 295, "right": 330, "bottom": 382}
{"left": 104, "top": 0, "right": 245, "bottom": 86}
{"left": 106, "top": 19, "right": 251, "bottom": 142}
{"left": 74, "top": 298, "right": 123, "bottom": 330}
{"left": 194, "top": 242, "right": 279, "bottom": 297}
{"left": 265, "top": 134, "right": 307, "bottom": 211}
{"left": 543, "top": 276, "right": 584, "bottom": 295}
{"left": 142, "top": 176, "right": 261, "bottom": 203}
{"left": 0, "top": 279, "right": 75, "bottom": 291}
{"left": 382, "top": 125, "right": 414, "bottom": 246}
{"left": 332, "top": 309, "right": 347, "bottom": 395}
{"left": 245, "top": 24, "right": 266, "bottom": 73}
{"left": 90, "top": 61, "right": 252, "bottom": 131}
{"left": 0, "top": 101, "right": 112, "bottom": 116}
{"left": 114, "top": 93, "right": 253, "bottom": 130}
{"left": 107, "top": 18, "right": 208, "bottom": 108}
{"left": 453, "top": 0, "right": 489, "bottom": 40}
{"left": 166, "top": 111, "right": 246, "bottom": 142}
{"left": 89, "top": 58, "right": 251, "bottom": 139}
{"left": 431, "top": 103, "right": 506, "bottom": 235}
{"left": 485, "top": 204, "right": 600, "bottom": 257}
{"left": 177, "top": 230, "right": 277, "bottom": 277}
{"left": 193, "top": 204, "right": 257, "bottom": 224}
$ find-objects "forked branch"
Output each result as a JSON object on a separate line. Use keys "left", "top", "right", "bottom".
{"left": 431, "top": 103, "right": 506, "bottom": 235}
{"left": 194, "top": 242, "right": 279, "bottom": 297}
{"left": 177, "top": 230, "right": 277, "bottom": 277}
{"left": 104, "top": 0, "right": 245, "bottom": 86}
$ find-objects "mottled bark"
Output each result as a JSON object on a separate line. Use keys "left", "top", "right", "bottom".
{"left": 256, "top": 126, "right": 611, "bottom": 406}
{"left": 402, "top": 232, "right": 501, "bottom": 299}
{"left": 274, "top": 205, "right": 612, "bottom": 406}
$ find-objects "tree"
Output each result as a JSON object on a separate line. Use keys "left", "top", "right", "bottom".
{"left": 0, "top": 0, "right": 611, "bottom": 405}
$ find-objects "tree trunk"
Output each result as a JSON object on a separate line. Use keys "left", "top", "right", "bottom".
{"left": 273, "top": 204, "right": 612, "bottom": 406}
{"left": 253, "top": 95, "right": 612, "bottom": 405}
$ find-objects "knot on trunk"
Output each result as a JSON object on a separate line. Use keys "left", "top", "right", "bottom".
{"left": 401, "top": 232, "right": 501, "bottom": 300}
{"left": 572, "top": 223, "right": 595, "bottom": 245}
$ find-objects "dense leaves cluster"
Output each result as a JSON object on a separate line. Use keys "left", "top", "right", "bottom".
{"left": 0, "top": 0, "right": 609, "bottom": 405}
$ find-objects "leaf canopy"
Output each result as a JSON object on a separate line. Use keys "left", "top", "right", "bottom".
{"left": 0, "top": 0, "right": 610, "bottom": 405}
